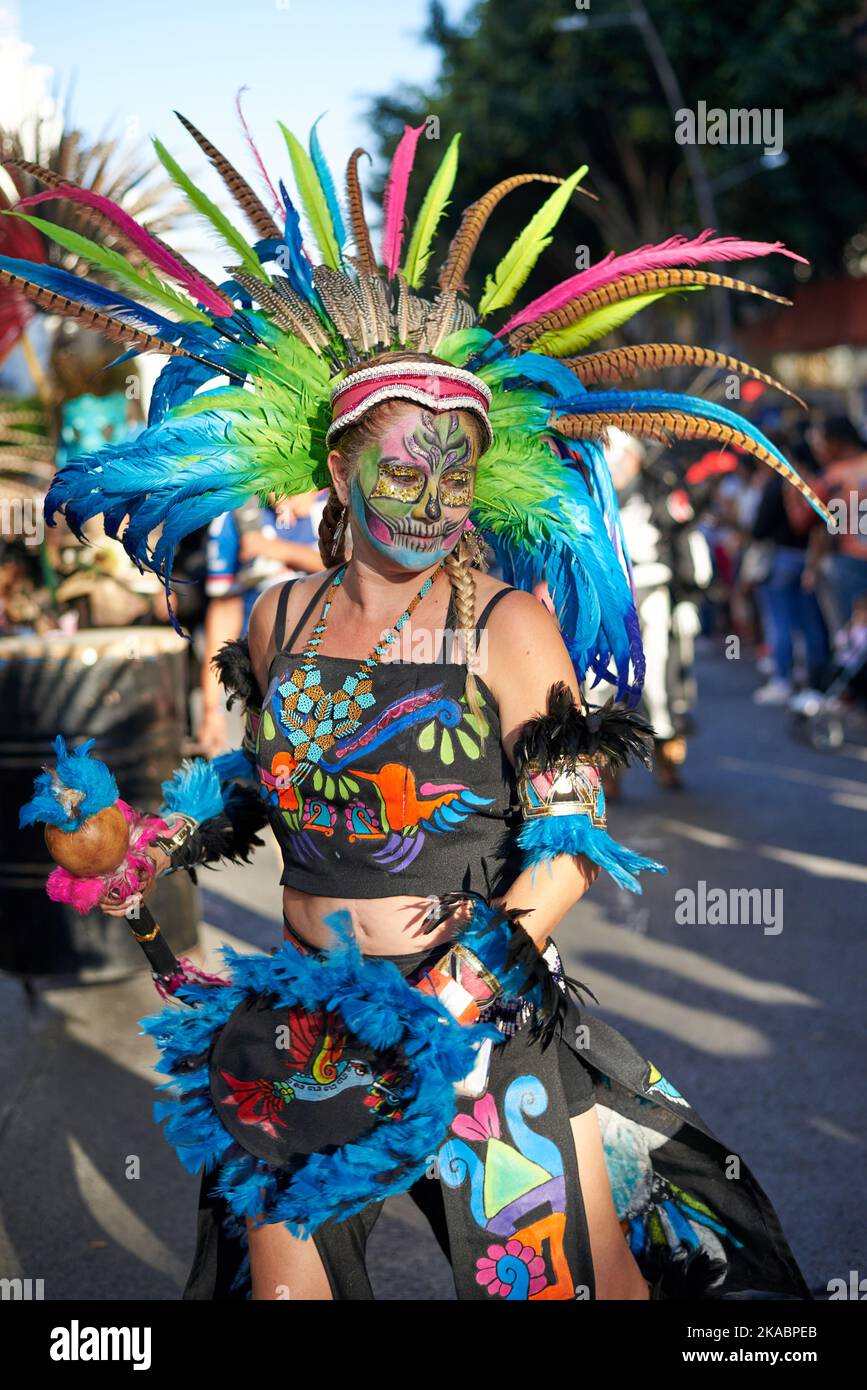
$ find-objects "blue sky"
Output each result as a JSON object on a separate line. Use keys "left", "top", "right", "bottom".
{"left": 8, "top": 0, "right": 474, "bottom": 271}
{"left": 13, "top": 0, "right": 472, "bottom": 169}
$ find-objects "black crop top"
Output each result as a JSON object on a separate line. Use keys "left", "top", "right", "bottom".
{"left": 254, "top": 574, "right": 520, "bottom": 899}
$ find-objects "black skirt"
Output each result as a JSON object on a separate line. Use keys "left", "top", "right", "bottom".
{"left": 181, "top": 942, "right": 809, "bottom": 1302}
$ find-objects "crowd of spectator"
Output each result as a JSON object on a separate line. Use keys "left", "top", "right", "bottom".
{"left": 704, "top": 413, "right": 867, "bottom": 718}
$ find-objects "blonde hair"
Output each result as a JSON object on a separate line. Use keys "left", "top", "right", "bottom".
{"left": 321, "top": 352, "right": 489, "bottom": 736}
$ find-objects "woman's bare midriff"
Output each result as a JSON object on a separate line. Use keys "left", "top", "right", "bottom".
{"left": 281, "top": 884, "right": 471, "bottom": 956}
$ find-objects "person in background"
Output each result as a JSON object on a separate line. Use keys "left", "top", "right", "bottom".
{"left": 804, "top": 416, "right": 867, "bottom": 630}
{"left": 799, "top": 592, "right": 867, "bottom": 713}
{"left": 750, "top": 438, "right": 830, "bottom": 707}
{"left": 198, "top": 492, "right": 324, "bottom": 756}
{"left": 606, "top": 431, "right": 711, "bottom": 788}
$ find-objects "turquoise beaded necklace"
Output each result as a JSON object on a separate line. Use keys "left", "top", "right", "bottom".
{"left": 276, "top": 559, "right": 446, "bottom": 781}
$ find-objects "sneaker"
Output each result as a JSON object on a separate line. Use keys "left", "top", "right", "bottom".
{"left": 752, "top": 678, "right": 793, "bottom": 706}
{"left": 788, "top": 688, "right": 824, "bottom": 717}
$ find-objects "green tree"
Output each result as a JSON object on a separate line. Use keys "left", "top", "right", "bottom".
{"left": 368, "top": 0, "right": 867, "bottom": 323}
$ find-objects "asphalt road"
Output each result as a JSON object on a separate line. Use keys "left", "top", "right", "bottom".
{"left": 1, "top": 645, "right": 864, "bottom": 1300}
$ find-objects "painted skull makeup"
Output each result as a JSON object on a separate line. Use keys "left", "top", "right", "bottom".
{"left": 349, "top": 409, "right": 477, "bottom": 570}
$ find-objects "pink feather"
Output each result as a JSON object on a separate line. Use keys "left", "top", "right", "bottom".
{"left": 154, "top": 955, "right": 232, "bottom": 1000}
{"left": 45, "top": 802, "right": 169, "bottom": 915}
{"left": 16, "top": 186, "right": 235, "bottom": 319}
{"left": 498, "top": 230, "right": 809, "bottom": 336}
{"left": 236, "top": 86, "right": 284, "bottom": 222}
{"left": 380, "top": 123, "right": 426, "bottom": 277}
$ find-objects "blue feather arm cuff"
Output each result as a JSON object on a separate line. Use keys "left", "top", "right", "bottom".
{"left": 513, "top": 681, "right": 667, "bottom": 893}
{"left": 517, "top": 813, "right": 665, "bottom": 894}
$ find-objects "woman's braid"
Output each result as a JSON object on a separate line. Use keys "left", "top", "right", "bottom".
{"left": 318, "top": 485, "right": 348, "bottom": 565}
{"left": 444, "top": 534, "right": 487, "bottom": 740}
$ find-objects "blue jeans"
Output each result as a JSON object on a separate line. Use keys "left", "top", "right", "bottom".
{"left": 830, "top": 552, "right": 867, "bottom": 626}
{"left": 760, "top": 547, "right": 829, "bottom": 687}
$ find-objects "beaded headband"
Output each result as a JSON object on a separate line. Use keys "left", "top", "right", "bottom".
{"left": 326, "top": 360, "right": 494, "bottom": 449}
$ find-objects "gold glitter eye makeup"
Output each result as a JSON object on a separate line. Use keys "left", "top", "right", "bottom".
{"left": 370, "top": 465, "right": 426, "bottom": 503}
{"left": 440, "top": 471, "right": 473, "bottom": 505}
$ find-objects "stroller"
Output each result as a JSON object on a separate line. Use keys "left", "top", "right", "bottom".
{"left": 790, "top": 628, "right": 867, "bottom": 751}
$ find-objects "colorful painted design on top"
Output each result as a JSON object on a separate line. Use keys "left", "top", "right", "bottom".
{"left": 259, "top": 674, "right": 498, "bottom": 874}
{"left": 274, "top": 562, "right": 443, "bottom": 777}
{"left": 646, "top": 1060, "right": 690, "bottom": 1108}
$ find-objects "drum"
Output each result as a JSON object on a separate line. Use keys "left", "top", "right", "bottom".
{"left": 0, "top": 627, "right": 199, "bottom": 981}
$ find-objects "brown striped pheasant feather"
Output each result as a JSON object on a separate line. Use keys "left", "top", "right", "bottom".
{"left": 565, "top": 343, "right": 806, "bottom": 409}
{"left": 509, "top": 269, "right": 792, "bottom": 351}
{"left": 438, "top": 174, "right": 565, "bottom": 292}
{"left": 345, "top": 150, "right": 377, "bottom": 277}
{"left": 556, "top": 410, "right": 830, "bottom": 521}
{"left": 0, "top": 266, "right": 190, "bottom": 358}
{"left": 174, "top": 112, "right": 281, "bottom": 241}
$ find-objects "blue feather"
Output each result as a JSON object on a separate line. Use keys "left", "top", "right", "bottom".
{"left": 148, "top": 356, "right": 224, "bottom": 426}
{"left": 277, "top": 184, "right": 316, "bottom": 299}
{"left": 310, "top": 115, "right": 348, "bottom": 252}
{"left": 19, "top": 736, "right": 118, "bottom": 830}
{"left": 158, "top": 757, "right": 226, "bottom": 823}
{"left": 0, "top": 255, "right": 180, "bottom": 338}
{"left": 213, "top": 748, "right": 256, "bottom": 783}
{"left": 517, "top": 812, "right": 666, "bottom": 894}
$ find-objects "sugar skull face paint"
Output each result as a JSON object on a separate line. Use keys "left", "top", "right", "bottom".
{"left": 349, "top": 409, "right": 477, "bottom": 570}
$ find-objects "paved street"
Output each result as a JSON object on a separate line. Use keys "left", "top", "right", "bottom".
{"left": 1, "top": 645, "right": 864, "bottom": 1300}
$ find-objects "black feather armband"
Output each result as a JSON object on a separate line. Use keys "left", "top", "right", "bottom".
{"left": 213, "top": 636, "right": 262, "bottom": 713}
{"left": 156, "top": 638, "right": 269, "bottom": 876}
{"left": 513, "top": 682, "right": 655, "bottom": 776}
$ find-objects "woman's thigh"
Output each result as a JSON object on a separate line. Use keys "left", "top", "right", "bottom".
{"left": 569, "top": 1106, "right": 649, "bottom": 1300}
{"left": 246, "top": 1197, "right": 384, "bottom": 1301}
{"left": 246, "top": 1216, "right": 334, "bottom": 1300}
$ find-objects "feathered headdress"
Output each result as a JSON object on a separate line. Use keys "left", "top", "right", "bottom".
{"left": 0, "top": 106, "right": 828, "bottom": 702}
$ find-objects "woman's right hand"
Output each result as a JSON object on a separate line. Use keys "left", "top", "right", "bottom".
{"left": 99, "top": 845, "right": 171, "bottom": 918}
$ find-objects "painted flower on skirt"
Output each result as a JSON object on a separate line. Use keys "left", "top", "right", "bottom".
{"left": 476, "top": 1239, "right": 547, "bottom": 1298}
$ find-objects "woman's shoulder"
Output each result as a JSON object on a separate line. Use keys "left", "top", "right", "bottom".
{"left": 249, "top": 568, "right": 336, "bottom": 636}
{"left": 472, "top": 573, "right": 523, "bottom": 622}
{"left": 473, "top": 573, "right": 559, "bottom": 638}
{"left": 247, "top": 568, "right": 337, "bottom": 686}
{"left": 473, "top": 577, "right": 578, "bottom": 725}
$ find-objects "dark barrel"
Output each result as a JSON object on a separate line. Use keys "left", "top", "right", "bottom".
{"left": 0, "top": 626, "right": 199, "bottom": 981}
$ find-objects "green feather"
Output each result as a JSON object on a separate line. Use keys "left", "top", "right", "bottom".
{"left": 152, "top": 137, "right": 266, "bottom": 281}
{"left": 168, "top": 331, "right": 332, "bottom": 484}
{"left": 478, "top": 166, "right": 588, "bottom": 317}
{"left": 436, "top": 327, "right": 491, "bottom": 364}
{"left": 472, "top": 431, "right": 563, "bottom": 540}
{"left": 533, "top": 285, "right": 703, "bottom": 355}
{"left": 0, "top": 210, "right": 213, "bottom": 324}
{"left": 278, "top": 124, "right": 341, "bottom": 271}
{"left": 401, "top": 133, "right": 461, "bottom": 289}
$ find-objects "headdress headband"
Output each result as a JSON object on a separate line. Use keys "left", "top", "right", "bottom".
{"left": 327, "top": 361, "right": 493, "bottom": 448}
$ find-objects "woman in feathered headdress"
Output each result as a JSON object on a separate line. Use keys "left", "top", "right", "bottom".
{"left": 11, "top": 108, "right": 819, "bottom": 1302}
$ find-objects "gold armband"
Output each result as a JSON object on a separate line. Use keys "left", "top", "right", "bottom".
{"left": 517, "top": 755, "right": 607, "bottom": 828}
